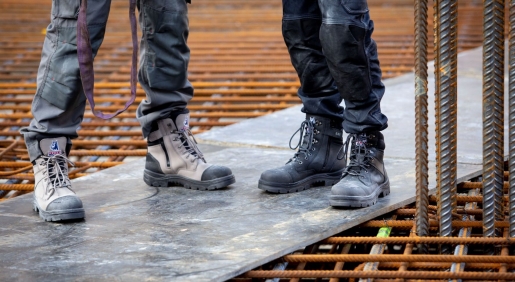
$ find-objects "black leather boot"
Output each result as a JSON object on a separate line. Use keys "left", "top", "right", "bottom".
{"left": 258, "top": 114, "right": 346, "bottom": 193}
{"left": 330, "top": 131, "right": 390, "bottom": 207}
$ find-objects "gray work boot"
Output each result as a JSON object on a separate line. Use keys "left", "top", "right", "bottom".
{"left": 33, "top": 137, "right": 85, "bottom": 221}
{"left": 144, "top": 112, "right": 235, "bottom": 190}
{"left": 258, "top": 114, "right": 346, "bottom": 193}
{"left": 330, "top": 131, "right": 390, "bottom": 207}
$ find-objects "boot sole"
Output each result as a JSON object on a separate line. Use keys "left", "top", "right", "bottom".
{"left": 33, "top": 199, "right": 85, "bottom": 222}
{"left": 144, "top": 169, "right": 235, "bottom": 190}
{"left": 329, "top": 179, "right": 390, "bottom": 208}
{"left": 258, "top": 170, "right": 344, "bottom": 194}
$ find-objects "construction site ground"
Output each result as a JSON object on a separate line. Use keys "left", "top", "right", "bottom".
{"left": 0, "top": 0, "right": 508, "bottom": 281}
{"left": 0, "top": 30, "right": 499, "bottom": 282}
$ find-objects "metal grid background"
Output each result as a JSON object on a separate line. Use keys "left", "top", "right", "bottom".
{"left": 0, "top": 0, "right": 486, "bottom": 201}
{"left": 230, "top": 170, "right": 515, "bottom": 281}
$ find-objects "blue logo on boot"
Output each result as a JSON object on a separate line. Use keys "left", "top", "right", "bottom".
{"left": 48, "top": 140, "right": 62, "bottom": 156}
{"left": 182, "top": 117, "right": 189, "bottom": 131}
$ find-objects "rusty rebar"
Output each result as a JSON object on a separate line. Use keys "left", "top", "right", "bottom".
{"left": 394, "top": 227, "right": 415, "bottom": 282}
{"left": 361, "top": 219, "right": 509, "bottom": 229}
{"left": 69, "top": 150, "right": 146, "bottom": 156}
{"left": 509, "top": 0, "right": 515, "bottom": 238}
{"left": 499, "top": 228, "right": 510, "bottom": 280}
{"left": 282, "top": 254, "right": 515, "bottom": 263}
{"left": 483, "top": 0, "right": 506, "bottom": 239}
{"left": 243, "top": 270, "right": 515, "bottom": 280}
{"left": 396, "top": 208, "right": 483, "bottom": 216}
{"left": 450, "top": 189, "right": 477, "bottom": 278}
{"left": 434, "top": 0, "right": 458, "bottom": 252}
{"left": 323, "top": 236, "right": 515, "bottom": 245}
{"left": 414, "top": 0, "right": 430, "bottom": 255}
{"left": 430, "top": 194, "right": 511, "bottom": 203}
{"left": 329, "top": 244, "right": 352, "bottom": 282}
{"left": 0, "top": 184, "right": 33, "bottom": 191}
{"left": 0, "top": 161, "right": 122, "bottom": 168}
{"left": 379, "top": 262, "right": 515, "bottom": 270}
{"left": 290, "top": 244, "right": 319, "bottom": 282}
{"left": 360, "top": 225, "right": 392, "bottom": 281}
{"left": 459, "top": 181, "right": 512, "bottom": 189}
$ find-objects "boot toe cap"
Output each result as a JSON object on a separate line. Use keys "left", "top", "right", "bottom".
{"left": 259, "top": 168, "right": 293, "bottom": 184}
{"left": 201, "top": 165, "right": 233, "bottom": 181}
{"left": 46, "top": 195, "right": 83, "bottom": 211}
{"left": 331, "top": 178, "right": 369, "bottom": 197}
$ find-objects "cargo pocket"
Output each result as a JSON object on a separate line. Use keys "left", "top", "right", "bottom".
{"left": 341, "top": 0, "right": 369, "bottom": 14}
{"left": 141, "top": 5, "right": 190, "bottom": 90}
{"left": 41, "top": 29, "right": 82, "bottom": 110}
{"left": 320, "top": 23, "right": 371, "bottom": 101}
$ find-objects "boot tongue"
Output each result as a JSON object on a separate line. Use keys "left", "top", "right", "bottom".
{"left": 172, "top": 113, "right": 202, "bottom": 159}
{"left": 171, "top": 113, "right": 190, "bottom": 132}
{"left": 39, "top": 137, "right": 67, "bottom": 157}
{"left": 349, "top": 134, "right": 370, "bottom": 164}
{"left": 355, "top": 134, "right": 368, "bottom": 148}
{"left": 356, "top": 133, "right": 381, "bottom": 149}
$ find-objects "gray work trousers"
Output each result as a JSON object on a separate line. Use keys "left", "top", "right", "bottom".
{"left": 20, "top": 0, "right": 193, "bottom": 162}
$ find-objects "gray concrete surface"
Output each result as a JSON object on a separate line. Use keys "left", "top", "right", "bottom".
{"left": 0, "top": 46, "right": 496, "bottom": 281}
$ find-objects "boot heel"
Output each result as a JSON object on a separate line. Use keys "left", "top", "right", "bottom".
{"left": 143, "top": 170, "right": 169, "bottom": 187}
{"left": 380, "top": 180, "right": 390, "bottom": 197}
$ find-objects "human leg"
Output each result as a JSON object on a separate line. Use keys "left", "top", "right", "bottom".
{"left": 317, "top": 0, "right": 389, "bottom": 207}
{"left": 258, "top": 0, "right": 346, "bottom": 193}
{"left": 137, "top": 0, "right": 234, "bottom": 190}
{"left": 21, "top": 0, "right": 112, "bottom": 161}
{"left": 281, "top": 0, "right": 344, "bottom": 122}
{"left": 20, "top": 0, "right": 112, "bottom": 221}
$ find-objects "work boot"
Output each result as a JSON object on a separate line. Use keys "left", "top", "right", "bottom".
{"left": 33, "top": 137, "right": 85, "bottom": 221}
{"left": 330, "top": 131, "right": 390, "bottom": 207}
{"left": 144, "top": 112, "right": 235, "bottom": 190}
{"left": 258, "top": 114, "right": 346, "bottom": 193}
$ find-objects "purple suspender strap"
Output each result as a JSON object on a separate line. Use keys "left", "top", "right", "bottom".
{"left": 77, "top": 0, "right": 138, "bottom": 119}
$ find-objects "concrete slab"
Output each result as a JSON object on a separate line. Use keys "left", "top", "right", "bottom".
{"left": 0, "top": 46, "right": 495, "bottom": 281}
{"left": 0, "top": 146, "right": 481, "bottom": 282}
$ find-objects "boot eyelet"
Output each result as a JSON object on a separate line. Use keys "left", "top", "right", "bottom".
{"left": 308, "top": 153, "right": 312, "bottom": 156}
{"left": 312, "top": 148, "right": 316, "bottom": 151}
{"left": 299, "top": 161, "right": 303, "bottom": 164}
{"left": 305, "top": 157, "right": 308, "bottom": 160}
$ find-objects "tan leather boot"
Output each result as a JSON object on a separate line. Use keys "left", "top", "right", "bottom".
{"left": 33, "top": 137, "right": 84, "bottom": 221}
{"left": 144, "top": 113, "right": 235, "bottom": 190}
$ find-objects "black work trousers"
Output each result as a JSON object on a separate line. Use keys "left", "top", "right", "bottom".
{"left": 282, "top": 0, "right": 388, "bottom": 133}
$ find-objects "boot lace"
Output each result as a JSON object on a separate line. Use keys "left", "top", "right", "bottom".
{"left": 287, "top": 118, "right": 318, "bottom": 165}
{"left": 40, "top": 154, "right": 74, "bottom": 199}
{"left": 342, "top": 133, "right": 372, "bottom": 176}
{"left": 176, "top": 128, "right": 206, "bottom": 163}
